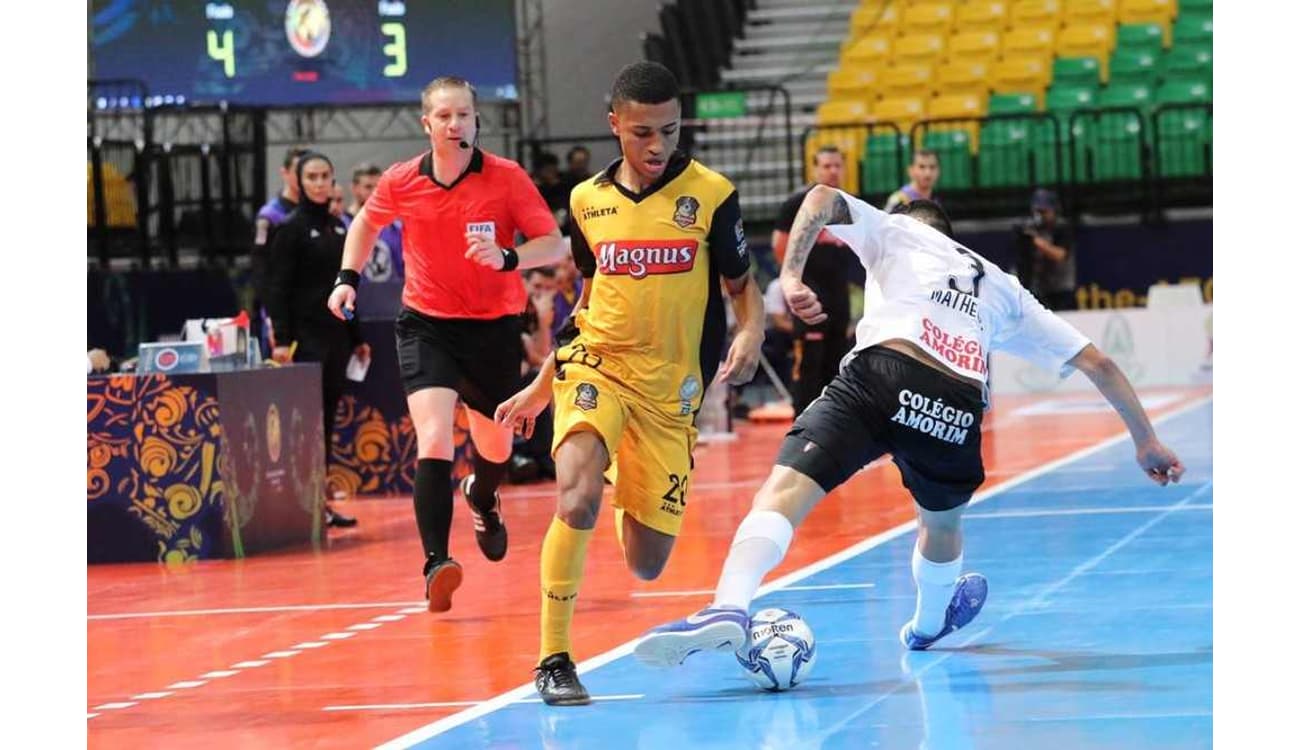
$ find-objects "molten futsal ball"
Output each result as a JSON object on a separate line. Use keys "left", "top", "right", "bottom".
{"left": 736, "top": 607, "right": 817, "bottom": 691}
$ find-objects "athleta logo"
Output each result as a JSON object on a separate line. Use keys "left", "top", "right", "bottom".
{"left": 596, "top": 240, "right": 698, "bottom": 279}
{"left": 581, "top": 205, "right": 618, "bottom": 221}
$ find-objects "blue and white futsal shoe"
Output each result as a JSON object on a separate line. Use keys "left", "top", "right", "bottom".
{"left": 634, "top": 606, "right": 750, "bottom": 667}
{"left": 900, "top": 573, "right": 988, "bottom": 651}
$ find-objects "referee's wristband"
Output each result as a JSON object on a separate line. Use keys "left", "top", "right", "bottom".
{"left": 499, "top": 247, "right": 519, "bottom": 272}
{"left": 334, "top": 269, "right": 361, "bottom": 288}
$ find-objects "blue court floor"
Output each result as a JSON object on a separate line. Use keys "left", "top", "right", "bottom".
{"left": 388, "top": 399, "right": 1212, "bottom": 750}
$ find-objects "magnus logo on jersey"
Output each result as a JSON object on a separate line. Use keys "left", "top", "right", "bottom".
{"left": 596, "top": 240, "right": 699, "bottom": 279}
{"left": 920, "top": 318, "right": 988, "bottom": 375}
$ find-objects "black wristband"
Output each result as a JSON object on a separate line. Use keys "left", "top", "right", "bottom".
{"left": 335, "top": 269, "right": 361, "bottom": 288}
{"left": 500, "top": 247, "right": 519, "bottom": 272}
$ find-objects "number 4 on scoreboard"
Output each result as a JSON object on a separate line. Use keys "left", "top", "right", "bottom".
{"left": 206, "top": 29, "right": 235, "bottom": 78}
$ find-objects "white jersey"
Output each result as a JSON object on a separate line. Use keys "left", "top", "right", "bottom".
{"left": 825, "top": 190, "right": 1090, "bottom": 389}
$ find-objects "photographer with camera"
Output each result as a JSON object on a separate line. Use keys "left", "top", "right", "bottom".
{"left": 1015, "top": 188, "right": 1076, "bottom": 311}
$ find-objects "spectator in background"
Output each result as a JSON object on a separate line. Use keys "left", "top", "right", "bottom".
{"left": 532, "top": 152, "right": 570, "bottom": 227}
{"left": 884, "top": 149, "right": 941, "bottom": 212}
{"left": 329, "top": 184, "right": 346, "bottom": 219}
{"left": 549, "top": 252, "right": 584, "bottom": 341}
{"left": 562, "top": 145, "right": 593, "bottom": 192}
{"left": 773, "top": 145, "right": 858, "bottom": 415}
{"left": 1015, "top": 188, "right": 1076, "bottom": 311}
{"left": 251, "top": 145, "right": 312, "bottom": 358}
{"left": 762, "top": 278, "right": 795, "bottom": 392}
{"left": 344, "top": 163, "right": 405, "bottom": 283}
{"left": 266, "top": 151, "right": 370, "bottom": 529}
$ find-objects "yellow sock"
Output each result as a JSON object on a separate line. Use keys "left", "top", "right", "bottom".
{"left": 539, "top": 515, "right": 593, "bottom": 664}
{"left": 613, "top": 506, "right": 626, "bottom": 557}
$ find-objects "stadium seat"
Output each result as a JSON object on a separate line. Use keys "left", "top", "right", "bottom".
{"left": 1109, "top": 49, "right": 1159, "bottom": 86}
{"left": 954, "top": 1, "right": 1010, "bottom": 33}
{"left": 1155, "top": 79, "right": 1211, "bottom": 105}
{"left": 1064, "top": 0, "right": 1119, "bottom": 27}
{"left": 863, "top": 133, "right": 911, "bottom": 194}
{"left": 936, "top": 60, "right": 992, "bottom": 96}
{"left": 844, "top": 35, "right": 893, "bottom": 68}
{"left": 873, "top": 96, "right": 927, "bottom": 128}
{"left": 929, "top": 93, "right": 988, "bottom": 119}
{"left": 1173, "top": 14, "right": 1213, "bottom": 46}
{"left": 849, "top": 2, "right": 901, "bottom": 41}
{"left": 1161, "top": 44, "right": 1212, "bottom": 85}
{"left": 1010, "top": 0, "right": 1063, "bottom": 28}
{"left": 901, "top": 3, "right": 955, "bottom": 36}
{"left": 1082, "top": 112, "right": 1144, "bottom": 181}
{"left": 1179, "top": 0, "right": 1213, "bottom": 12}
{"left": 1045, "top": 85, "right": 1098, "bottom": 113}
{"left": 979, "top": 120, "right": 1032, "bottom": 187}
{"left": 946, "top": 31, "right": 1002, "bottom": 66}
{"left": 879, "top": 65, "right": 936, "bottom": 100}
{"left": 1003, "top": 27, "right": 1057, "bottom": 60}
{"left": 922, "top": 129, "right": 975, "bottom": 189}
{"left": 1098, "top": 83, "right": 1153, "bottom": 110}
{"left": 816, "top": 99, "right": 871, "bottom": 125}
{"left": 1053, "top": 57, "right": 1102, "bottom": 88}
{"left": 826, "top": 67, "right": 884, "bottom": 101}
{"left": 1057, "top": 24, "right": 1117, "bottom": 78}
{"left": 988, "top": 92, "right": 1040, "bottom": 115}
{"left": 893, "top": 34, "right": 947, "bottom": 67}
{"left": 989, "top": 56, "right": 1052, "bottom": 96}
{"left": 1153, "top": 108, "right": 1211, "bottom": 178}
{"left": 1116, "top": 23, "right": 1167, "bottom": 54}
{"left": 1118, "top": 0, "right": 1176, "bottom": 27}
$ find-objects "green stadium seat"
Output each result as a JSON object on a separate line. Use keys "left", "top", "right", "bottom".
{"left": 1116, "top": 24, "right": 1166, "bottom": 54}
{"left": 988, "top": 93, "right": 1040, "bottom": 115}
{"left": 1046, "top": 85, "right": 1098, "bottom": 113}
{"left": 1162, "top": 44, "right": 1212, "bottom": 85}
{"left": 1074, "top": 108, "right": 1144, "bottom": 181}
{"left": 1179, "top": 0, "right": 1212, "bottom": 12}
{"left": 862, "top": 133, "right": 910, "bottom": 194}
{"left": 1098, "top": 83, "right": 1154, "bottom": 110}
{"left": 1053, "top": 57, "right": 1102, "bottom": 88}
{"left": 979, "top": 119, "right": 1062, "bottom": 187}
{"left": 922, "top": 129, "right": 974, "bottom": 189}
{"left": 1173, "top": 14, "right": 1212, "bottom": 45}
{"left": 1153, "top": 108, "right": 1211, "bottom": 178}
{"left": 1109, "top": 49, "right": 1160, "bottom": 86}
{"left": 1155, "top": 79, "right": 1211, "bottom": 105}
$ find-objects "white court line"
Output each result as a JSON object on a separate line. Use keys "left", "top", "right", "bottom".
{"left": 372, "top": 615, "right": 407, "bottom": 622}
{"left": 321, "top": 632, "right": 357, "bottom": 641}
{"left": 631, "top": 582, "right": 877, "bottom": 598}
{"left": 262, "top": 650, "right": 300, "bottom": 658}
{"left": 376, "top": 394, "right": 1211, "bottom": 749}
{"left": 965, "top": 502, "right": 1212, "bottom": 520}
{"left": 87, "top": 714, "right": 99, "bottom": 720}
{"left": 232, "top": 660, "right": 270, "bottom": 668}
{"left": 167, "top": 680, "right": 207, "bottom": 689}
{"left": 292, "top": 642, "right": 328, "bottom": 649}
{"left": 93, "top": 702, "right": 137, "bottom": 710}
{"left": 88, "top": 600, "right": 426, "bottom": 621}
{"left": 325, "top": 694, "right": 646, "bottom": 713}
{"left": 398, "top": 607, "right": 428, "bottom": 615}
{"left": 347, "top": 623, "right": 383, "bottom": 631}
{"left": 199, "top": 670, "right": 240, "bottom": 679}
{"left": 130, "top": 692, "right": 173, "bottom": 700}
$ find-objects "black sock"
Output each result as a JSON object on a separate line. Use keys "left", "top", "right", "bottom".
{"left": 414, "top": 458, "right": 453, "bottom": 561}
{"left": 469, "top": 454, "right": 510, "bottom": 514}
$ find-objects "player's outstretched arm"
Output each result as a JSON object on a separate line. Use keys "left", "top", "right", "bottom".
{"left": 1069, "top": 344, "right": 1186, "bottom": 486}
{"left": 780, "top": 184, "right": 851, "bottom": 325}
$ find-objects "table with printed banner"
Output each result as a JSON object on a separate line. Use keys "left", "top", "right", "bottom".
{"left": 87, "top": 364, "right": 327, "bottom": 563}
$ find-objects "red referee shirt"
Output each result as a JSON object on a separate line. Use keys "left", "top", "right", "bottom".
{"left": 363, "top": 148, "right": 558, "bottom": 319}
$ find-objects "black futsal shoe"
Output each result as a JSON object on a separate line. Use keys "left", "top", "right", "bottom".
{"left": 534, "top": 652, "right": 591, "bottom": 706}
{"left": 461, "top": 474, "right": 508, "bottom": 562}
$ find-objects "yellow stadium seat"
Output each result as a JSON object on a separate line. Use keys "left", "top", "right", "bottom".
{"left": 1118, "top": 0, "right": 1176, "bottom": 26}
{"left": 1065, "top": 0, "right": 1119, "bottom": 27}
{"left": 955, "top": 1, "right": 1010, "bottom": 33}
{"left": 901, "top": 3, "right": 955, "bottom": 36}
{"left": 893, "top": 34, "right": 947, "bottom": 67}
{"left": 1002, "top": 26, "right": 1056, "bottom": 59}
{"left": 1010, "top": 0, "right": 1063, "bottom": 28}
{"left": 844, "top": 34, "right": 893, "bottom": 68}
{"left": 816, "top": 99, "right": 871, "bottom": 125}
{"left": 826, "top": 66, "right": 884, "bottom": 101}
{"left": 1057, "top": 24, "right": 1117, "bottom": 77}
{"left": 947, "top": 30, "right": 1002, "bottom": 65}
{"left": 929, "top": 92, "right": 988, "bottom": 119}
{"left": 849, "top": 2, "right": 901, "bottom": 41}
{"left": 879, "top": 65, "right": 937, "bottom": 100}
{"left": 989, "top": 56, "right": 1052, "bottom": 95}
{"left": 936, "top": 60, "right": 991, "bottom": 96}
{"left": 804, "top": 130, "right": 863, "bottom": 195}
{"left": 873, "top": 96, "right": 927, "bottom": 128}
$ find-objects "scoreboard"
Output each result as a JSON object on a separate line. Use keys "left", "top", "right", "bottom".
{"left": 90, "top": 0, "right": 519, "bottom": 108}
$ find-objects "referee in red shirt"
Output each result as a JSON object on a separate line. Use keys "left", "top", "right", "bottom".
{"left": 329, "top": 77, "right": 567, "bottom": 612}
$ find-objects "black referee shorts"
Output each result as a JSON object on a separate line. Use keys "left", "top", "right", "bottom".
{"left": 775, "top": 346, "right": 985, "bottom": 512}
{"left": 394, "top": 307, "right": 524, "bottom": 417}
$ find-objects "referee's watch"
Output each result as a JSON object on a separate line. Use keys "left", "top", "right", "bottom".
{"left": 499, "top": 247, "right": 519, "bottom": 272}
{"left": 335, "top": 269, "right": 362, "bottom": 288}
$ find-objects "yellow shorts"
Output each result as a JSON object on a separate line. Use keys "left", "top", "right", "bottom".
{"left": 551, "top": 365, "right": 697, "bottom": 537}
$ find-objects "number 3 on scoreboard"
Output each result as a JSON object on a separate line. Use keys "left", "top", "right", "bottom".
{"left": 381, "top": 23, "right": 407, "bottom": 77}
{"left": 206, "top": 29, "right": 235, "bottom": 78}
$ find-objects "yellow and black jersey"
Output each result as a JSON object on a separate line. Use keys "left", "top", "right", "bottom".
{"left": 561, "top": 152, "right": 750, "bottom": 417}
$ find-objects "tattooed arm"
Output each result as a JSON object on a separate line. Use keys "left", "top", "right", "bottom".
{"left": 779, "top": 184, "right": 852, "bottom": 325}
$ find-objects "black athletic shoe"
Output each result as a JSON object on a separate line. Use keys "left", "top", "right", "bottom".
{"left": 325, "top": 504, "right": 357, "bottom": 528}
{"left": 534, "top": 652, "right": 590, "bottom": 706}
{"left": 423, "top": 556, "right": 463, "bottom": 613}
{"left": 461, "top": 474, "right": 508, "bottom": 562}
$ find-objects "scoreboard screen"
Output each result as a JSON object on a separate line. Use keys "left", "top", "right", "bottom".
{"left": 90, "top": 0, "right": 518, "bottom": 107}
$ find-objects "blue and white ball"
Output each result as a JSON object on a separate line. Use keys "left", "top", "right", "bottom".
{"left": 736, "top": 607, "right": 817, "bottom": 691}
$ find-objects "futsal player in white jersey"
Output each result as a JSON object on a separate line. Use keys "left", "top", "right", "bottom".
{"left": 634, "top": 185, "right": 1186, "bottom": 664}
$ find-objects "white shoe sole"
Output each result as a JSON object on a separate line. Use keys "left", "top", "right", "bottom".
{"left": 633, "top": 621, "right": 746, "bottom": 668}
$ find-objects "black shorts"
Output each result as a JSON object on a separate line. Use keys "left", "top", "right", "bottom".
{"left": 394, "top": 307, "right": 523, "bottom": 417}
{"left": 776, "top": 346, "right": 985, "bottom": 512}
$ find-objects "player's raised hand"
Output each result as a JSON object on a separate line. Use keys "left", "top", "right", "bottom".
{"left": 1136, "top": 439, "right": 1185, "bottom": 486}
{"left": 781, "top": 276, "right": 826, "bottom": 325}
{"left": 494, "top": 380, "right": 552, "bottom": 439}
{"left": 327, "top": 284, "right": 357, "bottom": 321}
{"left": 717, "top": 328, "right": 763, "bottom": 385}
{"left": 465, "top": 232, "right": 505, "bottom": 270}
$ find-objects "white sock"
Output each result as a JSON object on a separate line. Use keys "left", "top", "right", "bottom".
{"left": 712, "top": 510, "right": 795, "bottom": 611}
{"left": 911, "top": 545, "right": 962, "bottom": 637}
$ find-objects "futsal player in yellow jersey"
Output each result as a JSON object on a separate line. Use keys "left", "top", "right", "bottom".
{"left": 496, "top": 62, "right": 766, "bottom": 705}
